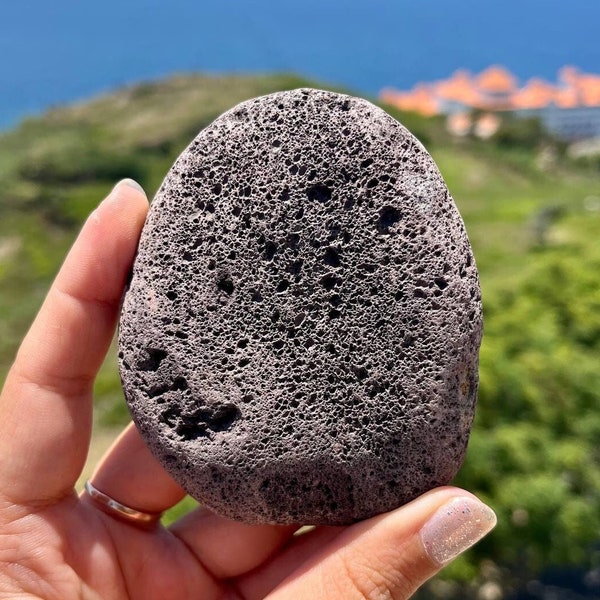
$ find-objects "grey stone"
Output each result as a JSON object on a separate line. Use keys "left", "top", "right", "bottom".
{"left": 118, "top": 88, "right": 482, "bottom": 525}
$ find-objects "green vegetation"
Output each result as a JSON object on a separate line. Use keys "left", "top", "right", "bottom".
{"left": 1, "top": 73, "right": 599, "bottom": 597}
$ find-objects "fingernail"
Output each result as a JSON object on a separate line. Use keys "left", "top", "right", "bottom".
{"left": 113, "top": 178, "right": 146, "bottom": 195}
{"left": 420, "top": 496, "right": 497, "bottom": 566}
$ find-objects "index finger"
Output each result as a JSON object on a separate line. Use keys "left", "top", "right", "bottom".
{"left": 0, "top": 180, "right": 148, "bottom": 505}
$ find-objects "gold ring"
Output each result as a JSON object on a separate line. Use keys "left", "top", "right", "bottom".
{"left": 84, "top": 480, "right": 162, "bottom": 525}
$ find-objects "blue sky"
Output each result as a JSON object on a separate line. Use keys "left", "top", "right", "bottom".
{"left": 1, "top": 0, "right": 599, "bottom": 128}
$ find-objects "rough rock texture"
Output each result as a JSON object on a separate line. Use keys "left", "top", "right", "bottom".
{"left": 118, "top": 88, "right": 482, "bottom": 525}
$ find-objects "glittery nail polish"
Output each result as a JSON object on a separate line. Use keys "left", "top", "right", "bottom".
{"left": 420, "top": 496, "right": 497, "bottom": 566}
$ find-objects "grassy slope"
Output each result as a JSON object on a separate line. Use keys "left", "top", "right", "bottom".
{"left": 1, "top": 72, "right": 599, "bottom": 586}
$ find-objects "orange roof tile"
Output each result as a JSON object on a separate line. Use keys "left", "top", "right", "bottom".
{"left": 477, "top": 66, "right": 518, "bottom": 93}
{"left": 576, "top": 74, "right": 600, "bottom": 106}
{"left": 555, "top": 86, "right": 579, "bottom": 109}
{"left": 435, "top": 70, "right": 482, "bottom": 106}
{"left": 380, "top": 86, "right": 438, "bottom": 116}
{"left": 511, "top": 78, "right": 557, "bottom": 109}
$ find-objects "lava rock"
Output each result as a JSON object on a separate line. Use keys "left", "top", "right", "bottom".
{"left": 118, "top": 88, "right": 482, "bottom": 525}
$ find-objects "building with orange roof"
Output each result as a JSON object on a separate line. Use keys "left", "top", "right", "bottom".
{"left": 511, "top": 78, "right": 557, "bottom": 110}
{"left": 477, "top": 66, "right": 518, "bottom": 94}
{"left": 380, "top": 66, "right": 600, "bottom": 141}
{"left": 577, "top": 74, "right": 600, "bottom": 106}
{"left": 476, "top": 66, "right": 518, "bottom": 110}
{"left": 554, "top": 86, "right": 579, "bottom": 109}
{"left": 435, "top": 70, "right": 479, "bottom": 103}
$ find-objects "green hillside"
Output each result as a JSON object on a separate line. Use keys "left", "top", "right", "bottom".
{"left": 1, "top": 73, "right": 599, "bottom": 597}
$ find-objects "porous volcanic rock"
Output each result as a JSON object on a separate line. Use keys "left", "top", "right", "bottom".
{"left": 118, "top": 88, "right": 482, "bottom": 525}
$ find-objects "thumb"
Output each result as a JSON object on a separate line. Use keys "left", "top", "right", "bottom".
{"left": 269, "top": 487, "right": 496, "bottom": 600}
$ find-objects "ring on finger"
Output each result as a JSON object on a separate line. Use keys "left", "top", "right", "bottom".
{"left": 84, "top": 480, "right": 163, "bottom": 526}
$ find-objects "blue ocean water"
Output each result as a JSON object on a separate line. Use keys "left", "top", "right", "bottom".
{"left": 1, "top": 0, "right": 599, "bottom": 129}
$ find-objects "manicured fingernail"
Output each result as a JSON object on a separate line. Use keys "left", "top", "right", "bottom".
{"left": 420, "top": 496, "right": 496, "bottom": 566}
{"left": 113, "top": 178, "right": 146, "bottom": 195}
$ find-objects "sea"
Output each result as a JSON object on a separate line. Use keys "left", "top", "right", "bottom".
{"left": 1, "top": 0, "right": 599, "bottom": 130}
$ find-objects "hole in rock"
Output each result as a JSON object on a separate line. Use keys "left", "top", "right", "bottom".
{"left": 358, "top": 263, "right": 377, "bottom": 273}
{"left": 361, "top": 158, "right": 374, "bottom": 168}
{"left": 286, "top": 232, "right": 301, "bottom": 250}
{"left": 329, "top": 294, "right": 342, "bottom": 307}
{"left": 288, "top": 260, "right": 303, "bottom": 276}
{"left": 307, "top": 183, "right": 332, "bottom": 203}
{"left": 264, "top": 240, "right": 278, "bottom": 261}
{"left": 294, "top": 312, "right": 306, "bottom": 326}
{"left": 377, "top": 206, "right": 402, "bottom": 233}
{"left": 137, "top": 348, "right": 167, "bottom": 372}
{"left": 351, "top": 365, "right": 369, "bottom": 381}
{"left": 276, "top": 280, "right": 290, "bottom": 293}
{"left": 176, "top": 403, "right": 242, "bottom": 440}
{"left": 217, "top": 277, "right": 234, "bottom": 295}
{"left": 148, "top": 383, "right": 170, "bottom": 398}
{"left": 320, "top": 273, "right": 341, "bottom": 290}
{"left": 161, "top": 407, "right": 179, "bottom": 427}
{"left": 172, "top": 377, "right": 189, "bottom": 391}
{"left": 323, "top": 247, "right": 341, "bottom": 267}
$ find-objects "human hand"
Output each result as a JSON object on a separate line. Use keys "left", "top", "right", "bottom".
{"left": 0, "top": 180, "right": 496, "bottom": 599}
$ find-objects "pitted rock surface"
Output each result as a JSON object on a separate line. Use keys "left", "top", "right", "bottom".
{"left": 118, "top": 88, "right": 482, "bottom": 525}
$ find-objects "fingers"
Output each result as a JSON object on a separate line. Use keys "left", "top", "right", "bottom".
{"left": 90, "top": 422, "right": 299, "bottom": 576}
{"left": 84, "top": 423, "right": 187, "bottom": 514}
{"left": 0, "top": 180, "right": 148, "bottom": 505}
{"left": 88, "top": 423, "right": 299, "bottom": 588}
{"left": 236, "top": 525, "right": 344, "bottom": 597}
{"left": 238, "top": 487, "right": 496, "bottom": 600}
{"left": 169, "top": 508, "right": 298, "bottom": 579}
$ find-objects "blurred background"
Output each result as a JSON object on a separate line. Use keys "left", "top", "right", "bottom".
{"left": 1, "top": 1, "right": 599, "bottom": 598}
